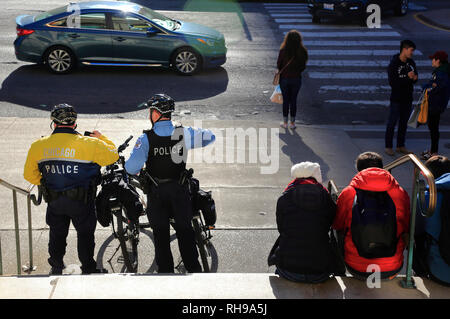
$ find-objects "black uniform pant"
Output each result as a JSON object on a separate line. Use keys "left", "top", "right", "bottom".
{"left": 427, "top": 111, "right": 441, "bottom": 154}
{"left": 46, "top": 196, "right": 97, "bottom": 273}
{"left": 148, "top": 182, "right": 201, "bottom": 273}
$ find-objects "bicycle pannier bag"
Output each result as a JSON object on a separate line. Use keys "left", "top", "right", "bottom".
{"left": 196, "top": 189, "right": 217, "bottom": 227}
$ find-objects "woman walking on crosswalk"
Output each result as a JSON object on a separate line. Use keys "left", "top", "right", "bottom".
{"left": 277, "top": 30, "right": 308, "bottom": 129}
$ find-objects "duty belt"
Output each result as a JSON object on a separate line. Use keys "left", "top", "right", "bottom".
{"left": 46, "top": 186, "right": 91, "bottom": 203}
{"left": 153, "top": 177, "right": 177, "bottom": 184}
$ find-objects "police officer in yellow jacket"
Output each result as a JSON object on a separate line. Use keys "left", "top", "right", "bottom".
{"left": 24, "top": 104, "right": 119, "bottom": 275}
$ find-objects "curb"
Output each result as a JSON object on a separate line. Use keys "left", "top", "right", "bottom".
{"left": 414, "top": 13, "right": 450, "bottom": 32}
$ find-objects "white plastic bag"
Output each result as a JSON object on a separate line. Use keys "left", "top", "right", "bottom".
{"left": 270, "top": 85, "right": 283, "bottom": 104}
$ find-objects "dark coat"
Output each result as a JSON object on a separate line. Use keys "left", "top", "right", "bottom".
{"left": 277, "top": 48, "right": 308, "bottom": 79}
{"left": 387, "top": 53, "right": 418, "bottom": 104}
{"left": 423, "top": 62, "right": 450, "bottom": 114}
{"left": 269, "top": 178, "right": 338, "bottom": 275}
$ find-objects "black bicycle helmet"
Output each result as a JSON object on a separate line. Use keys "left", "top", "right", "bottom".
{"left": 50, "top": 103, "right": 77, "bottom": 126}
{"left": 146, "top": 94, "right": 175, "bottom": 114}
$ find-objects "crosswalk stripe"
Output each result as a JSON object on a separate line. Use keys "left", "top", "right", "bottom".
{"left": 270, "top": 13, "right": 311, "bottom": 17}
{"left": 279, "top": 24, "right": 393, "bottom": 30}
{"left": 266, "top": 8, "right": 309, "bottom": 13}
{"left": 303, "top": 40, "right": 401, "bottom": 46}
{"left": 308, "top": 49, "right": 423, "bottom": 56}
{"left": 264, "top": 3, "right": 308, "bottom": 6}
{"left": 266, "top": 8, "right": 309, "bottom": 10}
{"left": 274, "top": 18, "right": 312, "bottom": 23}
{"left": 308, "top": 60, "right": 430, "bottom": 67}
{"left": 325, "top": 100, "right": 450, "bottom": 107}
{"left": 309, "top": 72, "right": 388, "bottom": 79}
{"left": 286, "top": 31, "right": 401, "bottom": 37}
{"left": 319, "top": 85, "right": 422, "bottom": 93}
{"left": 408, "top": 3, "right": 427, "bottom": 10}
{"left": 323, "top": 100, "right": 439, "bottom": 106}
{"left": 325, "top": 100, "right": 393, "bottom": 106}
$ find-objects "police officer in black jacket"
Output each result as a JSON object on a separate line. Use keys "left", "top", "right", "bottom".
{"left": 125, "top": 94, "right": 215, "bottom": 273}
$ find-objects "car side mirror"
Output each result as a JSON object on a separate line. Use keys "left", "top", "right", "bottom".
{"left": 146, "top": 26, "right": 159, "bottom": 36}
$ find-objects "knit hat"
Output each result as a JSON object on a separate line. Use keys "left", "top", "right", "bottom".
{"left": 291, "top": 162, "right": 322, "bottom": 184}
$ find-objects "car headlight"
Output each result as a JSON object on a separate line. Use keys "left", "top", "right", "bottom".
{"left": 197, "top": 38, "right": 215, "bottom": 46}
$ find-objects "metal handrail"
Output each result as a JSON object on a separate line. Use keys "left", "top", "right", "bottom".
{"left": 0, "top": 178, "right": 41, "bottom": 275}
{"left": 385, "top": 154, "right": 436, "bottom": 289}
{"left": 384, "top": 153, "right": 436, "bottom": 217}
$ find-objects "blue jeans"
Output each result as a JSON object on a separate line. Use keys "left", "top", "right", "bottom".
{"left": 280, "top": 77, "right": 302, "bottom": 122}
{"left": 275, "top": 267, "right": 331, "bottom": 284}
{"left": 385, "top": 100, "right": 412, "bottom": 148}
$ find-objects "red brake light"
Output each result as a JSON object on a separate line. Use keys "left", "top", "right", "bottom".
{"left": 16, "top": 27, "right": 34, "bottom": 37}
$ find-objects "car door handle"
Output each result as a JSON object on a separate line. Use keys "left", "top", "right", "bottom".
{"left": 67, "top": 33, "right": 80, "bottom": 38}
{"left": 113, "top": 37, "right": 126, "bottom": 42}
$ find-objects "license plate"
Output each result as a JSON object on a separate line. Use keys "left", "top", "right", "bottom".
{"left": 323, "top": 3, "right": 334, "bottom": 10}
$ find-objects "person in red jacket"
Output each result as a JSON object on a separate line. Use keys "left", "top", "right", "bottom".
{"left": 333, "top": 152, "right": 410, "bottom": 280}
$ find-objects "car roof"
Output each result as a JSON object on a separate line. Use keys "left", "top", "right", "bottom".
{"left": 71, "top": 1, "right": 142, "bottom": 12}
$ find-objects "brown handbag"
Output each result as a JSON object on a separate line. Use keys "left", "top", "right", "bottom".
{"left": 273, "top": 57, "right": 294, "bottom": 85}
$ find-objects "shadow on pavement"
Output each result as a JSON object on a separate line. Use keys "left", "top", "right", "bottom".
{"left": 96, "top": 229, "right": 218, "bottom": 274}
{"left": 269, "top": 275, "right": 344, "bottom": 299}
{"left": 278, "top": 128, "right": 331, "bottom": 182}
{"left": 0, "top": 64, "right": 229, "bottom": 114}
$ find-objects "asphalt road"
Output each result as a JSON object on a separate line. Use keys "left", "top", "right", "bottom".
{"left": 1, "top": 0, "right": 450, "bottom": 125}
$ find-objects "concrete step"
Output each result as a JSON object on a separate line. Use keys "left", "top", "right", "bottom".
{"left": 0, "top": 273, "right": 449, "bottom": 299}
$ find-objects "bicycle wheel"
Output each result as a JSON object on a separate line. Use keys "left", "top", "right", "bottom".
{"left": 115, "top": 209, "right": 138, "bottom": 273}
{"left": 128, "top": 176, "right": 152, "bottom": 228}
{"left": 192, "top": 215, "right": 210, "bottom": 273}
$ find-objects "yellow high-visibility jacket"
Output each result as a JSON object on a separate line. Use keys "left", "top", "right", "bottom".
{"left": 24, "top": 127, "right": 119, "bottom": 191}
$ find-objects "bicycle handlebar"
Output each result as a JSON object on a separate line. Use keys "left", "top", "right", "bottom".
{"left": 117, "top": 135, "right": 133, "bottom": 153}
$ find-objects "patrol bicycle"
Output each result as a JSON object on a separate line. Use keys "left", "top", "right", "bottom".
{"left": 102, "top": 135, "right": 144, "bottom": 273}
{"left": 128, "top": 168, "right": 214, "bottom": 273}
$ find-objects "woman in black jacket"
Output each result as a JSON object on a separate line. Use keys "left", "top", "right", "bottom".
{"left": 268, "top": 162, "right": 340, "bottom": 283}
{"left": 277, "top": 30, "right": 308, "bottom": 129}
{"left": 421, "top": 51, "right": 450, "bottom": 160}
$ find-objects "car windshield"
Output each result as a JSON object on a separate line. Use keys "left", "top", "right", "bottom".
{"left": 137, "top": 6, "right": 179, "bottom": 30}
{"left": 34, "top": 5, "right": 67, "bottom": 22}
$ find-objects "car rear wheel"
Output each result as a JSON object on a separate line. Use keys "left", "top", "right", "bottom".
{"left": 172, "top": 47, "right": 201, "bottom": 75}
{"left": 394, "top": 0, "right": 408, "bottom": 16}
{"left": 44, "top": 46, "right": 76, "bottom": 74}
{"left": 312, "top": 15, "right": 320, "bottom": 23}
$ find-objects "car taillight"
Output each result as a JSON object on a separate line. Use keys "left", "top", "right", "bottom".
{"left": 16, "top": 27, "right": 34, "bottom": 37}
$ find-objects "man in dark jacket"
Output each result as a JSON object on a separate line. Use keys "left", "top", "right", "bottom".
{"left": 268, "top": 162, "right": 338, "bottom": 283}
{"left": 385, "top": 40, "right": 418, "bottom": 156}
{"left": 420, "top": 51, "right": 450, "bottom": 160}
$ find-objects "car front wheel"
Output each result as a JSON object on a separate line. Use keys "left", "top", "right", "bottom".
{"left": 172, "top": 48, "right": 201, "bottom": 75}
{"left": 44, "top": 46, "right": 76, "bottom": 74}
